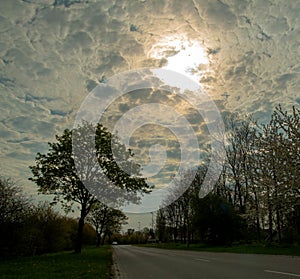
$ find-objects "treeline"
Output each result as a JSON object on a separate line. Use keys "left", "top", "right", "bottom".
{"left": 0, "top": 177, "right": 95, "bottom": 258}
{"left": 112, "top": 228, "right": 156, "bottom": 245}
{"left": 156, "top": 105, "right": 300, "bottom": 245}
{"left": 0, "top": 176, "right": 129, "bottom": 258}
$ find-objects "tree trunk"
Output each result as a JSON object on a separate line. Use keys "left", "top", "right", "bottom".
{"left": 236, "top": 180, "right": 244, "bottom": 213}
{"left": 253, "top": 190, "right": 261, "bottom": 241}
{"left": 75, "top": 204, "right": 87, "bottom": 254}
{"left": 187, "top": 220, "right": 190, "bottom": 248}
{"left": 101, "top": 233, "right": 106, "bottom": 245}
{"left": 275, "top": 208, "right": 282, "bottom": 243}
{"left": 273, "top": 168, "right": 282, "bottom": 243}
{"left": 267, "top": 186, "right": 273, "bottom": 242}
{"left": 96, "top": 232, "right": 101, "bottom": 247}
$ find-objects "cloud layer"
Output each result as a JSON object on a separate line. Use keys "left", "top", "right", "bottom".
{"left": 0, "top": 0, "right": 299, "bottom": 199}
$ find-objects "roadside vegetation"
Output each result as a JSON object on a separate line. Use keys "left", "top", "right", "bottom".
{"left": 139, "top": 243, "right": 300, "bottom": 256}
{"left": 29, "top": 122, "right": 150, "bottom": 253}
{"left": 0, "top": 122, "right": 148, "bottom": 267}
{"left": 0, "top": 105, "right": 299, "bottom": 277}
{"left": 0, "top": 246, "right": 112, "bottom": 279}
{"left": 0, "top": 177, "right": 94, "bottom": 257}
{"left": 155, "top": 106, "right": 300, "bottom": 250}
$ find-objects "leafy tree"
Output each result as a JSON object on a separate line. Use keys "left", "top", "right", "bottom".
{"left": 23, "top": 202, "right": 97, "bottom": 255}
{"left": 254, "top": 105, "right": 300, "bottom": 242}
{"left": 191, "top": 193, "right": 243, "bottom": 245}
{"left": 156, "top": 209, "right": 168, "bottom": 242}
{"left": 273, "top": 105, "right": 300, "bottom": 242}
{"left": 156, "top": 105, "right": 300, "bottom": 245}
{"left": 87, "top": 201, "right": 127, "bottom": 246}
{"left": 0, "top": 177, "right": 29, "bottom": 224}
{"left": 0, "top": 177, "right": 30, "bottom": 257}
{"left": 30, "top": 122, "right": 150, "bottom": 253}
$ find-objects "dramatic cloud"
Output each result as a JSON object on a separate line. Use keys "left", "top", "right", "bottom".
{"left": 0, "top": 0, "right": 299, "bottom": 212}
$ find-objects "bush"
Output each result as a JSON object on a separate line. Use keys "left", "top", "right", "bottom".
{"left": 0, "top": 177, "right": 96, "bottom": 257}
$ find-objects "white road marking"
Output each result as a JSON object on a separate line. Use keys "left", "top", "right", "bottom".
{"left": 194, "top": 258, "right": 211, "bottom": 262}
{"left": 265, "top": 270, "right": 300, "bottom": 277}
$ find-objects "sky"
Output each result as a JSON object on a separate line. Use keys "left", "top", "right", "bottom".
{"left": 1, "top": 0, "right": 300, "bottom": 229}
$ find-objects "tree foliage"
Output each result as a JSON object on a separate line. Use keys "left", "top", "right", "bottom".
{"left": 0, "top": 177, "right": 29, "bottom": 224}
{"left": 0, "top": 176, "right": 95, "bottom": 257}
{"left": 30, "top": 122, "right": 150, "bottom": 253}
{"left": 157, "top": 106, "right": 300, "bottom": 244}
{"left": 87, "top": 201, "right": 127, "bottom": 246}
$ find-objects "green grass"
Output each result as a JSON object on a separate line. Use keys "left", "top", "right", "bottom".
{"left": 0, "top": 246, "right": 112, "bottom": 279}
{"left": 138, "top": 243, "right": 300, "bottom": 256}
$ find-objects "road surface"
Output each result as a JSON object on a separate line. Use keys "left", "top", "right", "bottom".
{"left": 112, "top": 245, "right": 300, "bottom": 279}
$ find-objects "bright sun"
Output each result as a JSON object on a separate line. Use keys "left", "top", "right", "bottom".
{"left": 148, "top": 35, "right": 209, "bottom": 83}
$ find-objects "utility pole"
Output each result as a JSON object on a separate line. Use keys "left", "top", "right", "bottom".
{"left": 150, "top": 212, "right": 156, "bottom": 240}
{"left": 151, "top": 212, "right": 153, "bottom": 231}
{"left": 151, "top": 212, "right": 154, "bottom": 231}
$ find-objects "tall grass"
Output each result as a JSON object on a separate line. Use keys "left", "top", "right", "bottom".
{"left": 0, "top": 246, "right": 112, "bottom": 279}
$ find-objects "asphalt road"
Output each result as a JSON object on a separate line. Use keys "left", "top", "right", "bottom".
{"left": 112, "top": 245, "right": 300, "bottom": 279}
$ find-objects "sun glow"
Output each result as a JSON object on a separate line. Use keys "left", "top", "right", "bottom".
{"left": 148, "top": 35, "right": 209, "bottom": 83}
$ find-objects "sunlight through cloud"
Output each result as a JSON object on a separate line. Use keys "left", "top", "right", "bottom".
{"left": 148, "top": 35, "right": 209, "bottom": 83}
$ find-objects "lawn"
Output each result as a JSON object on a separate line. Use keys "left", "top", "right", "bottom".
{"left": 138, "top": 243, "right": 300, "bottom": 256}
{"left": 0, "top": 246, "right": 112, "bottom": 279}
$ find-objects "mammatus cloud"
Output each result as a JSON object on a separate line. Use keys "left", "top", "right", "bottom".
{"left": 0, "top": 0, "right": 299, "bottom": 207}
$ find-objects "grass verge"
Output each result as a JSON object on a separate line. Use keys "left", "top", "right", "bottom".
{"left": 137, "top": 243, "right": 300, "bottom": 256}
{"left": 0, "top": 246, "right": 112, "bottom": 279}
